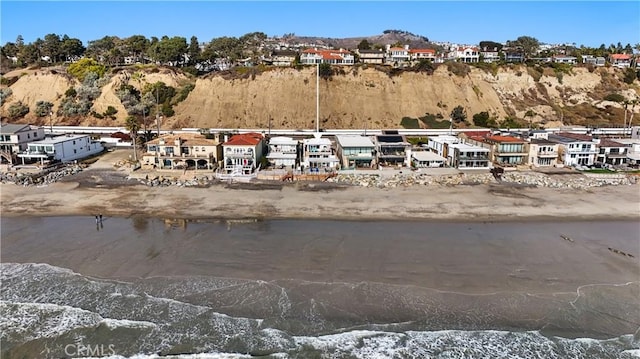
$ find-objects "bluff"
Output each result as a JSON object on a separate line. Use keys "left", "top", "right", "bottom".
{"left": 1, "top": 64, "right": 638, "bottom": 130}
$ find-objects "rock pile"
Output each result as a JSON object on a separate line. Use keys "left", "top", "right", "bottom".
{"left": 0, "top": 165, "right": 83, "bottom": 186}
{"left": 327, "top": 171, "right": 634, "bottom": 189}
{"left": 137, "top": 175, "right": 216, "bottom": 188}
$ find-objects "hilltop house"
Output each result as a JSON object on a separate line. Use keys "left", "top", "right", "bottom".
{"left": 0, "top": 124, "right": 46, "bottom": 164}
{"left": 17, "top": 134, "right": 103, "bottom": 165}
{"left": 408, "top": 48, "right": 436, "bottom": 62}
{"left": 450, "top": 46, "right": 480, "bottom": 63}
{"left": 582, "top": 55, "right": 606, "bottom": 67}
{"left": 270, "top": 50, "right": 298, "bottom": 66}
{"left": 266, "top": 136, "right": 298, "bottom": 168}
{"left": 553, "top": 55, "right": 577, "bottom": 64}
{"left": 386, "top": 45, "right": 411, "bottom": 65}
{"left": 357, "top": 49, "right": 386, "bottom": 64}
{"left": 143, "top": 134, "right": 221, "bottom": 170}
{"left": 222, "top": 132, "right": 265, "bottom": 174}
{"left": 609, "top": 54, "right": 632, "bottom": 68}
{"left": 480, "top": 46, "right": 500, "bottom": 63}
{"left": 300, "top": 48, "right": 354, "bottom": 65}
{"left": 335, "top": 135, "right": 375, "bottom": 169}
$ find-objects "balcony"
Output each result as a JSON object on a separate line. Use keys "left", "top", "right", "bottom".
{"left": 537, "top": 151, "right": 558, "bottom": 158}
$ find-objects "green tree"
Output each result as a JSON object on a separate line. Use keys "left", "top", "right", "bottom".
{"left": 479, "top": 41, "right": 503, "bottom": 51}
{"left": 357, "top": 39, "right": 371, "bottom": 50}
{"left": 203, "top": 36, "right": 242, "bottom": 61}
{"left": 450, "top": 105, "right": 467, "bottom": 123}
{"left": 124, "top": 35, "right": 149, "bottom": 62}
{"left": 510, "top": 35, "right": 540, "bottom": 59}
{"left": 86, "top": 36, "right": 117, "bottom": 61}
{"left": 472, "top": 111, "right": 490, "bottom": 127}
{"left": 42, "top": 33, "right": 61, "bottom": 62}
{"left": 152, "top": 36, "right": 188, "bottom": 65}
{"left": 188, "top": 36, "right": 201, "bottom": 65}
{"left": 125, "top": 115, "right": 141, "bottom": 161}
{"left": 60, "top": 35, "right": 85, "bottom": 61}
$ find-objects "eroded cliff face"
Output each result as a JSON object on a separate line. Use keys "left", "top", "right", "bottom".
{"left": 1, "top": 64, "right": 637, "bottom": 129}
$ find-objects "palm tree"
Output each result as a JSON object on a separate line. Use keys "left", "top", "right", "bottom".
{"left": 125, "top": 115, "right": 141, "bottom": 162}
{"left": 628, "top": 99, "right": 639, "bottom": 135}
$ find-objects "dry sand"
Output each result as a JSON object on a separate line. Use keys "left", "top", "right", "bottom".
{"left": 1, "top": 170, "right": 639, "bottom": 223}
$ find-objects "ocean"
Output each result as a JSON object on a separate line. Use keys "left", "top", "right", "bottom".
{"left": 1, "top": 216, "right": 639, "bottom": 358}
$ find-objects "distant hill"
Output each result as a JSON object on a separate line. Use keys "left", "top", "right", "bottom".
{"left": 288, "top": 30, "right": 434, "bottom": 50}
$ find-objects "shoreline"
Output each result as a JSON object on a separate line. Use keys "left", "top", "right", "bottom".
{"left": 2, "top": 180, "right": 639, "bottom": 222}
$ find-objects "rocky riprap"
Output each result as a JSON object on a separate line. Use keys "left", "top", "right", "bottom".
{"left": 0, "top": 165, "right": 83, "bottom": 186}
{"left": 136, "top": 175, "right": 217, "bottom": 188}
{"left": 326, "top": 171, "right": 636, "bottom": 189}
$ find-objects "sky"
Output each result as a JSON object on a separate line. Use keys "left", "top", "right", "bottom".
{"left": 1, "top": 1, "right": 639, "bottom": 48}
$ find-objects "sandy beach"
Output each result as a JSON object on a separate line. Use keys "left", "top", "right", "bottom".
{"left": 1, "top": 164, "right": 639, "bottom": 222}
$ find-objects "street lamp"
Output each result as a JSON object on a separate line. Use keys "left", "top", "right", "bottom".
{"left": 49, "top": 111, "right": 53, "bottom": 135}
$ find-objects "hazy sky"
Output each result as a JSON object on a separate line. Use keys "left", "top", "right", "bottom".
{"left": 2, "top": 1, "right": 639, "bottom": 47}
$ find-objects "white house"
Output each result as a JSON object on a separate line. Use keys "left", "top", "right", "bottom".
{"left": 300, "top": 48, "right": 354, "bottom": 65}
{"left": 301, "top": 134, "right": 339, "bottom": 171}
{"left": 615, "top": 138, "right": 640, "bottom": 167}
{"left": 528, "top": 139, "right": 559, "bottom": 167}
{"left": 552, "top": 55, "right": 577, "bottom": 64}
{"left": 595, "top": 138, "right": 628, "bottom": 166}
{"left": 266, "top": 136, "right": 298, "bottom": 168}
{"left": 480, "top": 46, "right": 500, "bottom": 63}
{"left": 426, "top": 135, "right": 490, "bottom": 169}
{"left": 609, "top": 54, "right": 632, "bottom": 68}
{"left": 386, "top": 45, "right": 411, "bottom": 65}
{"left": 222, "top": 132, "right": 264, "bottom": 174}
{"left": 0, "top": 123, "right": 46, "bottom": 164}
{"left": 357, "top": 49, "right": 386, "bottom": 64}
{"left": 408, "top": 48, "right": 436, "bottom": 62}
{"left": 450, "top": 46, "right": 480, "bottom": 63}
{"left": 548, "top": 132, "right": 597, "bottom": 166}
{"left": 412, "top": 150, "right": 446, "bottom": 168}
{"left": 18, "top": 134, "right": 103, "bottom": 165}
{"left": 335, "top": 135, "right": 375, "bottom": 169}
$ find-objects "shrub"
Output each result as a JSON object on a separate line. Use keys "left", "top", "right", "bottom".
{"left": 8, "top": 101, "right": 29, "bottom": 118}
{"left": 104, "top": 106, "right": 118, "bottom": 119}
{"left": 527, "top": 66, "right": 543, "bottom": 82}
{"left": 446, "top": 62, "right": 470, "bottom": 77}
{"left": 34, "top": 100, "right": 54, "bottom": 117}
{"left": 400, "top": 116, "right": 420, "bottom": 129}
{"left": 418, "top": 113, "right": 450, "bottom": 129}
{"left": 472, "top": 111, "right": 491, "bottom": 127}
{"left": 0, "top": 88, "right": 13, "bottom": 104}
{"left": 318, "top": 63, "right": 333, "bottom": 79}
{"left": 174, "top": 83, "right": 195, "bottom": 103}
{"left": 67, "top": 58, "right": 106, "bottom": 81}
{"left": 604, "top": 93, "right": 625, "bottom": 103}
{"left": 623, "top": 68, "right": 638, "bottom": 84}
{"left": 65, "top": 87, "right": 77, "bottom": 98}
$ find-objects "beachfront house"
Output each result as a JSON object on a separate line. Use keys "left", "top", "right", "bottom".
{"left": 528, "top": 139, "right": 559, "bottom": 167}
{"left": 301, "top": 134, "right": 339, "bottom": 171}
{"left": 427, "top": 135, "right": 490, "bottom": 169}
{"left": 467, "top": 135, "right": 528, "bottom": 166}
{"left": 335, "top": 135, "right": 376, "bottom": 170}
{"left": 375, "top": 131, "right": 411, "bottom": 167}
{"left": 222, "top": 132, "right": 265, "bottom": 174}
{"left": 411, "top": 150, "right": 446, "bottom": 168}
{"left": 0, "top": 123, "right": 46, "bottom": 164}
{"left": 17, "top": 134, "right": 103, "bottom": 165}
{"left": 548, "top": 132, "right": 597, "bottom": 167}
{"left": 143, "top": 134, "right": 221, "bottom": 170}
{"left": 595, "top": 138, "right": 628, "bottom": 166}
{"left": 616, "top": 138, "right": 640, "bottom": 167}
{"left": 266, "top": 136, "right": 298, "bottom": 168}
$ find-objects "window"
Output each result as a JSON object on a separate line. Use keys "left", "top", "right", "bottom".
{"left": 74, "top": 149, "right": 77, "bottom": 154}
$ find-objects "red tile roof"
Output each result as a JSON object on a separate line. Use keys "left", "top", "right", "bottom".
{"left": 486, "top": 135, "right": 526, "bottom": 143}
{"left": 459, "top": 130, "right": 491, "bottom": 138}
{"left": 224, "top": 133, "right": 263, "bottom": 146}
{"left": 610, "top": 54, "right": 631, "bottom": 60}
{"left": 409, "top": 49, "right": 435, "bottom": 54}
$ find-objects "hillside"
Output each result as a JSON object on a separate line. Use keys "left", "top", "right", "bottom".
{"left": 1, "top": 63, "right": 638, "bottom": 130}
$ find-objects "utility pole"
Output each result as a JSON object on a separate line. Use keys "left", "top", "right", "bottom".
{"left": 316, "top": 61, "right": 319, "bottom": 134}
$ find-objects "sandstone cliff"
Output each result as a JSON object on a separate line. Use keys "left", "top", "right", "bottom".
{"left": 1, "top": 64, "right": 638, "bottom": 130}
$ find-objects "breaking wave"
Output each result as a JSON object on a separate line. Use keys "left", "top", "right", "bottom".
{"left": 1, "top": 263, "right": 639, "bottom": 358}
